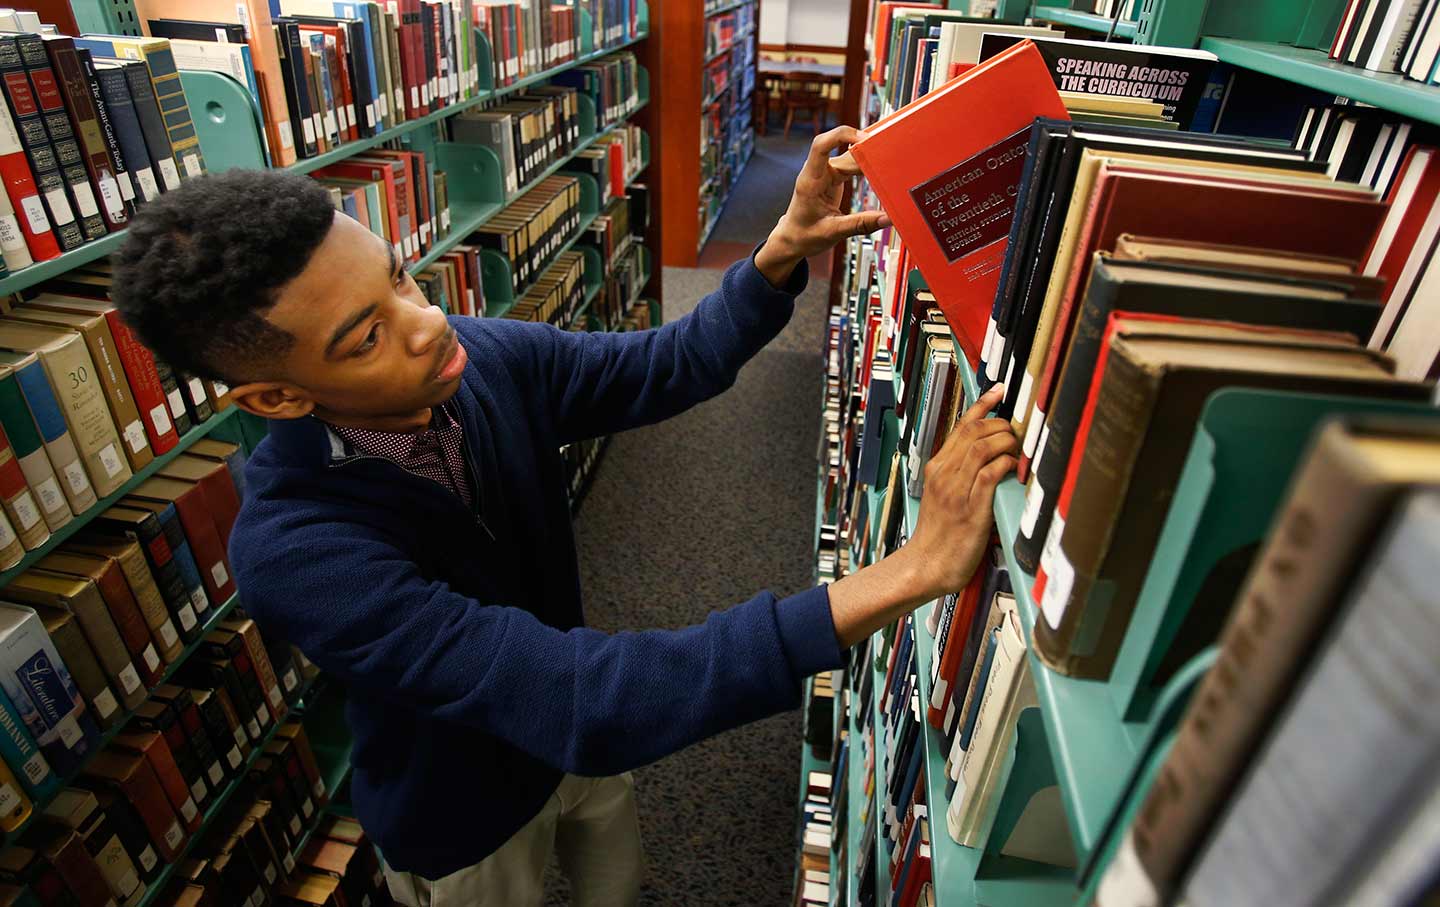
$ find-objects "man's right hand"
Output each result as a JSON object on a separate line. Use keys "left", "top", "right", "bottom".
{"left": 826, "top": 383, "right": 1016, "bottom": 649}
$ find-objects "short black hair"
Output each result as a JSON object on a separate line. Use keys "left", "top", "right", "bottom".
{"left": 112, "top": 168, "right": 336, "bottom": 383}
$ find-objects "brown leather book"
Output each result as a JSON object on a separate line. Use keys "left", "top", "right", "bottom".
{"left": 77, "top": 750, "right": 185, "bottom": 863}
{"left": 126, "top": 476, "right": 235, "bottom": 606}
{"left": 219, "top": 619, "right": 286, "bottom": 725}
{"left": 129, "top": 700, "right": 209, "bottom": 815}
{"left": 157, "top": 455, "right": 240, "bottom": 552}
{"left": 199, "top": 631, "right": 272, "bottom": 739}
{"left": 62, "top": 537, "right": 182, "bottom": 665}
{"left": 39, "top": 787, "right": 147, "bottom": 905}
{"left": 9, "top": 570, "right": 144, "bottom": 711}
{"left": 111, "top": 730, "right": 200, "bottom": 834}
{"left": 274, "top": 722, "right": 327, "bottom": 807}
{"left": 1034, "top": 316, "right": 1431, "bottom": 678}
{"left": 146, "top": 686, "right": 222, "bottom": 806}
{"left": 36, "top": 551, "right": 162, "bottom": 689}
{"left": 23, "top": 825, "right": 114, "bottom": 907}
{"left": 1104, "top": 418, "right": 1440, "bottom": 905}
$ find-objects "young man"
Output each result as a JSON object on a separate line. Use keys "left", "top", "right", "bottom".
{"left": 111, "top": 127, "right": 1017, "bottom": 906}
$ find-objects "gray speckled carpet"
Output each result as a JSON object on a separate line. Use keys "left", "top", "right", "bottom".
{"left": 544, "top": 135, "right": 824, "bottom": 906}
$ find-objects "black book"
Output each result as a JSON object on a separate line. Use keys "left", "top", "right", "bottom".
{"left": 86, "top": 52, "right": 160, "bottom": 205}
{"left": 149, "top": 355, "right": 193, "bottom": 436}
{"left": 90, "top": 788, "right": 162, "bottom": 884}
{"left": 92, "top": 58, "right": 181, "bottom": 193}
{"left": 174, "top": 370, "right": 213, "bottom": 425}
{"left": 291, "top": 16, "right": 377, "bottom": 138}
{"left": 130, "top": 698, "right": 211, "bottom": 810}
{"left": 272, "top": 20, "right": 318, "bottom": 159}
{"left": 990, "top": 119, "right": 1319, "bottom": 421}
{"left": 14, "top": 33, "right": 107, "bottom": 241}
{"left": 145, "top": 18, "right": 249, "bottom": 43}
{"left": 77, "top": 48, "right": 144, "bottom": 212}
{"left": 0, "top": 35, "right": 84, "bottom": 250}
{"left": 191, "top": 688, "right": 243, "bottom": 780}
{"left": 1014, "top": 256, "right": 1386, "bottom": 572}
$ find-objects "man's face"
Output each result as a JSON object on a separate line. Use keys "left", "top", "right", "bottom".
{"left": 258, "top": 213, "right": 468, "bottom": 428}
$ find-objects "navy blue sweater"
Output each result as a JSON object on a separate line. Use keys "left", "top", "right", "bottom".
{"left": 230, "top": 254, "right": 844, "bottom": 879}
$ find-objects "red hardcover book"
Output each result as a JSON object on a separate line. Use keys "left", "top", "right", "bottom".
{"left": 871, "top": 2, "right": 940, "bottom": 84}
{"left": 126, "top": 477, "right": 235, "bottom": 605}
{"left": 22, "top": 295, "right": 180, "bottom": 455}
{"left": 0, "top": 84, "right": 57, "bottom": 260}
{"left": 78, "top": 751, "right": 186, "bottom": 863}
{"left": 157, "top": 455, "right": 241, "bottom": 553}
{"left": 111, "top": 730, "right": 201, "bottom": 833}
{"left": 1023, "top": 164, "right": 1389, "bottom": 476}
{"left": 316, "top": 158, "right": 403, "bottom": 259}
{"left": 368, "top": 148, "right": 429, "bottom": 251}
{"left": 851, "top": 41, "right": 1068, "bottom": 366}
{"left": 351, "top": 153, "right": 415, "bottom": 259}
{"left": 399, "top": 0, "right": 425, "bottom": 118}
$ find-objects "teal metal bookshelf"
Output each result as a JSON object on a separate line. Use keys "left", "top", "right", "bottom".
{"left": 1032, "top": 6, "right": 1138, "bottom": 38}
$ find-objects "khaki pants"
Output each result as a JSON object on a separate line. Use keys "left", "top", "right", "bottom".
{"left": 383, "top": 773, "right": 642, "bottom": 907}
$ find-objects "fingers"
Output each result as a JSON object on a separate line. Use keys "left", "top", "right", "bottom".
{"left": 833, "top": 210, "right": 893, "bottom": 238}
{"left": 936, "top": 414, "right": 1012, "bottom": 462}
{"left": 960, "top": 429, "right": 1020, "bottom": 478}
{"left": 959, "top": 383, "right": 1005, "bottom": 427}
{"left": 828, "top": 151, "right": 862, "bottom": 177}
{"left": 805, "top": 125, "right": 866, "bottom": 179}
{"left": 969, "top": 454, "right": 1017, "bottom": 512}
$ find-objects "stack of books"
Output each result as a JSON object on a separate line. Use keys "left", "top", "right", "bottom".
{"left": 315, "top": 146, "right": 452, "bottom": 265}
{"left": 551, "top": 51, "right": 641, "bottom": 131}
{"left": 450, "top": 85, "right": 580, "bottom": 196}
{"left": 470, "top": 174, "right": 584, "bottom": 299}
{"left": 505, "top": 249, "right": 584, "bottom": 326}
{"left": 795, "top": 767, "right": 834, "bottom": 907}
{"left": 0, "top": 22, "right": 209, "bottom": 275}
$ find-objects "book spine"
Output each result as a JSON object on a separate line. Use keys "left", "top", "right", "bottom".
{"left": 42, "top": 37, "right": 128, "bottom": 231}
{"left": 120, "top": 512, "right": 200, "bottom": 645}
{"left": 17, "top": 35, "right": 107, "bottom": 241}
{"left": 92, "top": 560, "right": 162, "bottom": 688}
{"left": 1033, "top": 340, "right": 1156, "bottom": 677}
{"left": 99, "top": 311, "right": 176, "bottom": 456}
{"left": 0, "top": 682, "right": 56, "bottom": 801}
{"left": 72, "top": 320, "right": 151, "bottom": 473}
{"left": 0, "top": 426, "right": 46, "bottom": 550}
{"left": 207, "top": 684, "right": 252, "bottom": 760}
{"left": 43, "top": 612, "right": 119, "bottom": 731}
{"left": 0, "top": 79, "right": 52, "bottom": 266}
{"left": 174, "top": 698, "right": 223, "bottom": 801}
{"left": 233, "top": 624, "right": 285, "bottom": 723}
{"left": 275, "top": 23, "right": 318, "bottom": 159}
{"left": 45, "top": 829, "right": 114, "bottom": 906}
{"left": 33, "top": 335, "right": 132, "bottom": 498}
{"left": 0, "top": 36, "right": 82, "bottom": 252}
{"left": 90, "top": 64, "right": 155, "bottom": 205}
{"left": 63, "top": 585, "right": 144, "bottom": 711}
{"left": 13, "top": 425, "right": 79, "bottom": 533}
{"left": 78, "top": 49, "right": 137, "bottom": 215}
{"left": 168, "top": 491, "right": 232, "bottom": 605}
{"left": 11, "top": 358, "right": 95, "bottom": 515}
{"left": 116, "top": 61, "right": 180, "bottom": 193}
{"left": 101, "top": 541, "right": 181, "bottom": 664}
{"left": 193, "top": 692, "right": 242, "bottom": 780}
{"left": 114, "top": 760, "right": 185, "bottom": 863}
{"left": 70, "top": 802, "right": 146, "bottom": 904}
{"left": 149, "top": 357, "right": 191, "bottom": 437}
{"left": 90, "top": 790, "right": 161, "bottom": 885}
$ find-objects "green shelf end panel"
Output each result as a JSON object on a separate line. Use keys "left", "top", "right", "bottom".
{"left": 180, "top": 70, "right": 268, "bottom": 173}
{"left": 1200, "top": 38, "right": 1440, "bottom": 127}
{"left": 1107, "top": 387, "right": 1440, "bottom": 727}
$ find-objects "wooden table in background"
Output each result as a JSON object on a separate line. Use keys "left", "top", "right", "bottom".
{"left": 756, "top": 60, "right": 845, "bottom": 135}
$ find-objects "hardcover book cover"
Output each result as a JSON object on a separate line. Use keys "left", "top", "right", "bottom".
{"left": 851, "top": 41, "right": 1068, "bottom": 366}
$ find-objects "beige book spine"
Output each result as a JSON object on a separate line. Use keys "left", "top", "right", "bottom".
{"left": 0, "top": 444, "right": 48, "bottom": 551}
{"left": 0, "top": 509, "right": 22, "bottom": 568}
{"left": 42, "top": 427, "right": 96, "bottom": 516}
{"left": 14, "top": 446, "right": 70, "bottom": 532}
{"left": 961, "top": 667, "right": 1039, "bottom": 847}
{"left": 73, "top": 319, "right": 152, "bottom": 472}
{"left": 1112, "top": 423, "right": 1433, "bottom": 905}
{"left": 1011, "top": 153, "right": 1110, "bottom": 446}
{"left": 97, "top": 542, "right": 183, "bottom": 665}
{"left": 948, "top": 612, "right": 1027, "bottom": 845}
{"left": 35, "top": 334, "right": 133, "bottom": 498}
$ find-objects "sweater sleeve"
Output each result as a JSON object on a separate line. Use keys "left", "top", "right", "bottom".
{"left": 238, "top": 516, "right": 843, "bottom": 777}
{"left": 530, "top": 249, "right": 808, "bottom": 444}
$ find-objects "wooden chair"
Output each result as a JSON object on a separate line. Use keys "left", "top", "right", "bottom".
{"left": 780, "top": 70, "right": 828, "bottom": 138}
{"left": 754, "top": 71, "right": 783, "bottom": 135}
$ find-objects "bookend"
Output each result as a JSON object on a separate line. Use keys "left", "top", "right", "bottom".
{"left": 179, "top": 70, "right": 269, "bottom": 173}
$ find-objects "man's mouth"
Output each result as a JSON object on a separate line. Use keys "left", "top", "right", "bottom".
{"left": 434, "top": 332, "right": 467, "bottom": 382}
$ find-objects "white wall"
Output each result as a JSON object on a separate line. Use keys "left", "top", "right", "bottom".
{"left": 759, "top": 0, "right": 791, "bottom": 45}
{"left": 760, "top": 0, "right": 850, "bottom": 48}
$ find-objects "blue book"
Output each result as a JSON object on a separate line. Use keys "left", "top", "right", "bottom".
{"left": 334, "top": 4, "right": 384, "bottom": 129}
{"left": 0, "top": 350, "right": 95, "bottom": 515}
{"left": 0, "top": 681, "right": 59, "bottom": 801}
{"left": 308, "top": 33, "right": 341, "bottom": 145}
{"left": 340, "top": 189, "right": 359, "bottom": 222}
{"left": 0, "top": 603, "right": 97, "bottom": 777}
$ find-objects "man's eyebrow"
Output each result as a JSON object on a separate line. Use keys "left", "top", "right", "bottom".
{"left": 325, "top": 302, "right": 380, "bottom": 359}
{"left": 387, "top": 241, "right": 399, "bottom": 280}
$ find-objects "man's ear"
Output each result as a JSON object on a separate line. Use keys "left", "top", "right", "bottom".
{"left": 230, "top": 382, "right": 316, "bottom": 421}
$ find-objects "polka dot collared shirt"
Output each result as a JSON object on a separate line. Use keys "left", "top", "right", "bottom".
{"left": 328, "top": 400, "right": 473, "bottom": 508}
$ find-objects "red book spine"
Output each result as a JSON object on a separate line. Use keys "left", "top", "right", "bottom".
{"left": 167, "top": 487, "right": 235, "bottom": 604}
{"left": 0, "top": 85, "right": 56, "bottom": 260}
{"left": 92, "top": 560, "right": 162, "bottom": 688}
{"left": 191, "top": 468, "right": 240, "bottom": 554}
{"left": 103, "top": 311, "right": 179, "bottom": 455}
{"left": 401, "top": 3, "right": 425, "bottom": 118}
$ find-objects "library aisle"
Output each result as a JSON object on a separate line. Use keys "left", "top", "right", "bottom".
{"left": 555, "top": 133, "right": 825, "bottom": 907}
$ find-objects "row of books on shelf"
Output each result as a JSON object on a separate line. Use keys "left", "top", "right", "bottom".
{"left": 704, "top": 0, "right": 754, "bottom": 15}
{"left": 476, "top": 0, "right": 643, "bottom": 90}
{"left": 0, "top": 712, "right": 366, "bottom": 907}
{"left": 551, "top": 51, "right": 642, "bottom": 131}
{"left": 818, "top": 14, "right": 1440, "bottom": 906}
{"left": 0, "top": 283, "right": 240, "bottom": 566}
{"left": 1330, "top": 0, "right": 1440, "bottom": 83}
{"left": 795, "top": 757, "right": 835, "bottom": 907}
{"left": 704, "top": 4, "right": 754, "bottom": 61}
{"left": 452, "top": 82, "right": 581, "bottom": 196}
{"left": 869, "top": 6, "right": 1216, "bottom": 130}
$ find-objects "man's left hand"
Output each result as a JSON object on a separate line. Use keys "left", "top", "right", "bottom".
{"left": 755, "top": 125, "right": 891, "bottom": 288}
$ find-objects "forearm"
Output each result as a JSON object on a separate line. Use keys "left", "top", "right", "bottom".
{"left": 827, "top": 546, "right": 942, "bottom": 648}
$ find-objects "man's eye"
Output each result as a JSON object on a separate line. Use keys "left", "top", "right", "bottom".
{"left": 355, "top": 324, "right": 381, "bottom": 354}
